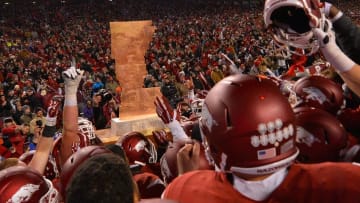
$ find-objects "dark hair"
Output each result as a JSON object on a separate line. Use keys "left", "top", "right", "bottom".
{"left": 106, "top": 144, "right": 127, "bottom": 160}
{"left": 3, "top": 117, "right": 13, "bottom": 123}
{"left": 66, "top": 153, "right": 134, "bottom": 203}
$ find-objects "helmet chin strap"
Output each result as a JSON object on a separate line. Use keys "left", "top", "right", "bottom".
{"left": 229, "top": 149, "right": 299, "bottom": 176}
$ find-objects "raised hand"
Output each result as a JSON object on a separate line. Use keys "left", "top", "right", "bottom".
{"left": 152, "top": 129, "right": 170, "bottom": 146}
{"left": 154, "top": 96, "right": 189, "bottom": 142}
{"left": 312, "top": 20, "right": 354, "bottom": 73}
{"left": 62, "top": 59, "right": 84, "bottom": 95}
{"left": 154, "top": 96, "right": 179, "bottom": 124}
{"left": 47, "top": 95, "right": 63, "bottom": 118}
{"left": 43, "top": 95, "right": 63, "bottom": 137}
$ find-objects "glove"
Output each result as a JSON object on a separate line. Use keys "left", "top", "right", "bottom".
{"left": 62, "top": 60, "right": 84, "bottom": 96}
{"left": 43, "top": 95, "right": 62, "bottom": 137}
{"left": 154, "top": 96, "right": 189, "bottom": 142}
{"left": 152, "top": 129, "right": 170, "bottom": 146}
{"left": 221, "top": 53, "right": 241, "bottom": 74}
{"left": 324, "top": 2, "right": 343, "bottom": 21}
{"left": 154, "top": 96, "right": 179, "bottom": 124}
{"left": 312, "top": 21, "right": 355, "bottom": 73}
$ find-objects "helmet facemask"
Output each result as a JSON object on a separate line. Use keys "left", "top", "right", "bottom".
{"left": 264, "top": 0, "right": 328, "bottom": 56}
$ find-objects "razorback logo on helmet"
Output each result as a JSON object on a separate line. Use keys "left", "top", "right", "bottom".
{"left": 134, "top": 140, "right": 147, "bottom": 152}
{"left": 200, "top": 103, "right": 217, "bottom": 133}
{"left": 41, "top": 180, "right": 60, "bottom": 203}
{"left": 71, "top": 142, "right": 81, "bottom": 153}
{"left": 303, "top": 87, "right": 328, "bottom": 104}
{"left": 250, "top": 119, "right": 294, "bottom": 148}
{"left": 7, "top": 184, "right": 40, "bottom": 203}
{"left": 296, "top": 126, "right": 321, "bottom": 147}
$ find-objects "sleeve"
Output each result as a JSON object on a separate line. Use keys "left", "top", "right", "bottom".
{"left": 333, "top": 15, "right": 360, "bottom": 64}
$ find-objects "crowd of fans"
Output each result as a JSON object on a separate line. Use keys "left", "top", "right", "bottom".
{"left": 0, "top": 0, "right": 360, "bottom": 202}
{"left": 0, "top": 0, "right": 269, "bottom": 157}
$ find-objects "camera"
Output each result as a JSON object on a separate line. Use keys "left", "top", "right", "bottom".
{"left": 96, "top": 89, "right": 113, "bottom": 103}
{"left": 36, "top": 120, "right": 43, "bottom": 128}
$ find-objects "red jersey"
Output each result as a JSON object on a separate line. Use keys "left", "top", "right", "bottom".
{"left": 163, "top": 162, "right": 360, "bottom": 203}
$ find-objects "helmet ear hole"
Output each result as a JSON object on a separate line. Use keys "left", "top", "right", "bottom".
{"left": 225, "top": 108, "right": 232, "bottom": 128}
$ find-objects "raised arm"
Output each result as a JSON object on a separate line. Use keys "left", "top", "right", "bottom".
{"left": 60, "top": 62, "right": 84, "bottom": 166}
{"left": 28, "top": 95, "right": 61, "bottom": 174}
{"left": 313, "top": 21, "right": 360, "bottom": 96}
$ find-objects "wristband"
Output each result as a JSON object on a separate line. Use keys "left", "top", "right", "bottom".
{"left": 42, "top": 125, "right": 57, "bottom": 138}
{"left": 64, "top": 94, "right": 77, "bottom": 106}
{"left": 324, "top": 2, "right": 332, "bottom": 17}
{"left": 167, "top": 120, "right": 190, "bottom": 142}
{"left": 331, "top": 11, "right": 343, "bottom": 22}
{"left": 320, "top": 43, "right": 355, "bottom": 73}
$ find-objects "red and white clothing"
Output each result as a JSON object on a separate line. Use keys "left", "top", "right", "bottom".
{"left": 163, "top": 162, "right": 360, "bottom": 203}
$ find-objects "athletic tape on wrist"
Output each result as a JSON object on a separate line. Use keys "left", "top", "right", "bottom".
{"left": 64, "top": 94, "right": 77, "bottom": 106}
{"left": 167, "top": 120, "right": 189, "bottom": 142}
{"left": 331, "top": 11, "right": 343, "bottom": 22}
{"left": 322, "top": 44, "right": 355, "bottom": 73}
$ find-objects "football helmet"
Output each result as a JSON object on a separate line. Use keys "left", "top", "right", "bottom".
{"left": 263, "top": 0, "right": 328, "bottom": 56}
{"left": 191, "top": 99, "right": 205, "bottom": 117}
{"left": 176, "top": 102, "right": 193, "bottom": 119}
{"left": 77, "top": 117, "right": 96, "bottom": 144}
{"left": 0, "top": 166, "right": 60, "bottom": 203}
{"left": 60, "top": 146, "right": 111, "bottom": 198}
{"left": 292, "top": 76, "right": 345, "bottom": 115}
{"left": 117, "top": 131, "right": 157, "bottom": 165}
{"left": 294, "top": 107, "right": 348, "bottom": 163}
{"left": 133, "top": 172, "right": 165, "bottom": 199}
{"left": 199, "top": 74, "right": 298, "bottom": 175}
{"left": 52, "top": 117, "right": 102, "bottom": 172}
{"left": 338, "top": 108, "right": 360, "bottom": 136}
{"left": 160, "top": 140, "right": 213, "bottom": 184}
{"left": 19, "top": 150, "right": 60, "bottom": 181}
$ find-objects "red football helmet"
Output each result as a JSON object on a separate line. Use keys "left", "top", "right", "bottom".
{"left": 60, "top": 146, "right": 111, "bottom": 198}
{"left": 293, "top": 76, "right": 345, "bottom": 115}
{"left": 52, "top": 117, "right": 102, "bottom": 172}
{"left": 294, "top": 107, "right": 348, "bottom": 163}
{"left": 117, "top": 131, "right": 157, "bottom": 165}
{"left": 160, "top": 140, "right": 214, "bottom": 184}
{"left": 19, "top": 150, "right": 60, "bottom": 181}
{"left": 133, "top": 172, "right": 165, "bottom": 199}
{"left": 263, "top": 0, "right": 327, "bottom": 56}
{"left": 191, "top": 99, "right": 204, "bottom": 117}
{"left": 0, "top": 166, "right": 60, "bottom": 203}
{"left": 199, "top": 74, "right": 298, "bottom": 175}
{"left": 338, "top": 107, "right": 360, "bottom": 136}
